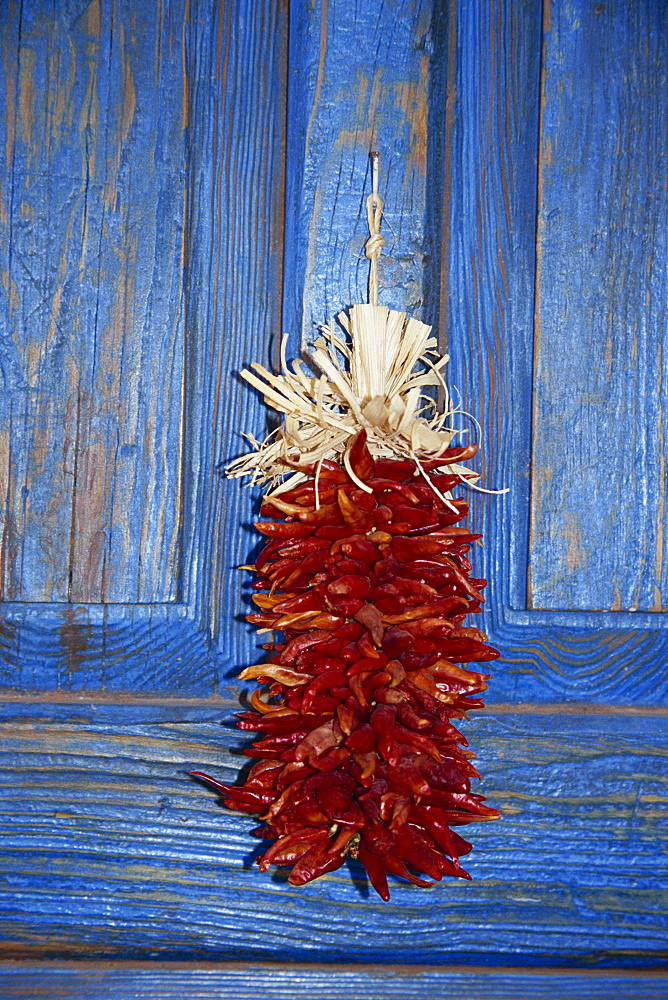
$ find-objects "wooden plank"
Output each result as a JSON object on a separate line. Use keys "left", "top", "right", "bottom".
{"left": 0, "top": 0, "right": 288, "bottom": 694}
{"left": 0, "top": 693, "right": 239, "bottom": 725}
{"left": 182, "top": 0, "right": 288, "bottom": 646}
{"left": 1, "top": 961, "right": 667, "bottom": 1000}
{"left": 0, "top": 0, "right": 187, "bottom": 603}
{"left": 438, "top": 0, "right": 668, "bottom": 703}
{"left": 0, "top": 715, "right": 666, "bottom": 964}
{"left": 529, "top": 0, "right": 668, "bottom": 613}
{"left": 283, "top": 0, "right": 434, "bottom": 350}
{"left": 0, "top": 0, "right": 448, "bottom": 698}
{"left": 0, "top": 604, "right": 217, "bottom": 695}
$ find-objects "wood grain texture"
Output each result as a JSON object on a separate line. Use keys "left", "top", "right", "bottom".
{"left": 1, "top": 962, "right": 667, "bottom": 1000}
{"left": 0, "top": 604, "right": 218, "bottom": 695}
{"left": 2, "top": 696, "right": 667, "bottom": 726}
{"left": 439, "top": 0, "right": 668, "bottom": 704}
{"left": 0, "top": 692, "right": 239, "bottom": 724}
{"left": 530, "top": 0, "right": 668, "bottom": 614}
{"left": 0, "top": 715, "right": 666, "bottom": 965}
{"left": 0, "top": 0, "right": 288, "bottom": 694}
{"left": 283, "top": 0, "right": 433, "bottom": 353}
{"left": 1, "top": 0, "right": 667, "bottom": 979}
{"left": 0, "top": 0, "right": 187, "bottom": 603}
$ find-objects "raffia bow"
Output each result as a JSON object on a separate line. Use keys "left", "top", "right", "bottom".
{"left": 227, "top": 302, "right": 478, "bottom": 504}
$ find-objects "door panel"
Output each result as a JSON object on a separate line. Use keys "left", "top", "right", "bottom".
{"left": 1, "top": 0, "right": 186, "bottom": 604}
{"left": 0, "top": 0, "right": 287, "bottom": 695}
{"left": 530, "top": 0, "right": 668, "bottom": 615}
{"left": 444, "top": 0, "right": 668, "bottom": 703}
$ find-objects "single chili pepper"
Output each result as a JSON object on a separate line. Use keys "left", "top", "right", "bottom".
{"left": 254, "top": 520, "right": 314, "bottom": 538}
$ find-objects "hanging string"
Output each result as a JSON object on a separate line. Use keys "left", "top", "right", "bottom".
{"left": 365, "top": 151, "right": 385, "bottom": 305}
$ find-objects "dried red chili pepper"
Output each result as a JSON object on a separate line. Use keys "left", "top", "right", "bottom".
{"left": 192, "top": 429, "right": 500, "bottom": 899}
{"left": 191, "top": 157, "right": 505, "bottom": 897}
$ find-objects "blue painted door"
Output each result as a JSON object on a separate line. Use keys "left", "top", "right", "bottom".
{"left": 0, "top": 0, "right": 286, "bottom": 699}
{"left": 1, "top": 1, "right": 667, "bottom": 997}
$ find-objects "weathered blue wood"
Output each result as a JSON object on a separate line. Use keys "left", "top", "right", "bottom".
{"left": 0, "top": 715, "right": 666, "bottom": 965}
{"left": 1, "top": 962, "right": 667, "bottom": 1000}
{"left": 440, "top": 0, "right": 668, "bottom": 704}
{"left": 0, "top": 0, "right": 287, "bottom": 695}
{"left": 1, "top": 0, "right": 667, "bottom": 979}
{"left": 283, "top": 0, "right": 668, "bottom": 709}
{"left": 1, "top": 695, "right": 666, "bottom": 727}
{"left": 0, "top": 693, "right": 238, "bottom": 724}
{"left": 0, "top": 0, "right": 445, "bottom": 701}
{"left": 0, "top": 0, "right": 186, "bottom": 603}
{"left": 530, "top": 0, "right": 668, "bottom": 614}
{"left": 283, "top": 0, "right": 433, "bottom": 353}
{"left": 0, "top": 605, "right": 216, "bottom": 694}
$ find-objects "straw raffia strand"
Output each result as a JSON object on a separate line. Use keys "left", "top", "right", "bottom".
{"left": 227, "top": 303, "right": 481, "bottom": 497}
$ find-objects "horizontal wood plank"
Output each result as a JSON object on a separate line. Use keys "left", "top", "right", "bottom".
{"left": 0, "top": 0, "right": 288, "bottom": 693}
{"left": 2, "top": 695, "right": 667, "bottom": 726}
{"left": 0, "top": 693, "right": 239, "bottom": 724}
{"left": 1, "top": 961, "right": 667, "bottom": 1000}
{"left": 1, "top": 714, "right": 666, "bottom": 964}
{"left": 0, "top": 607, "right": 218, "bottom": 696}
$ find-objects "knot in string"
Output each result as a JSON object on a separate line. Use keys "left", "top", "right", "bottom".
{"left": 365, "top": 191, "right": 385, "bottom": 305}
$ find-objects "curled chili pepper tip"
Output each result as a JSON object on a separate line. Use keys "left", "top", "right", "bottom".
{"left": 194, "top": 431, "right": 499, "bottom": 900}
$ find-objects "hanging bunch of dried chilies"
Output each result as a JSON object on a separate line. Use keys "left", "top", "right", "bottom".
{"left": 192, "top": 156, "right": 501, "bottom": 900}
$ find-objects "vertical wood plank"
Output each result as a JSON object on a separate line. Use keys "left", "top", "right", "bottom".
{"left": 529, "top": 0, "right": 668, "bottom": 613}
{"left": 438, "top": 0, "right": 543, "bottom": 649}
{"left": 0, "top": 0, "right": 288, "bottom": 697}
{"left": 184, "top": 0, "right": 288, "bottom": 654}
{"left": 0, "top": 0, "right": 187, "bottom": 603}
{"left": 282, "top": 0, "right": 434, "bottom": 351}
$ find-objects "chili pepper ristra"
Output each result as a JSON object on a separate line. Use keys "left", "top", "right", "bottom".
{"left": 191, "top": 155, "right": 501, "bottom": 900}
